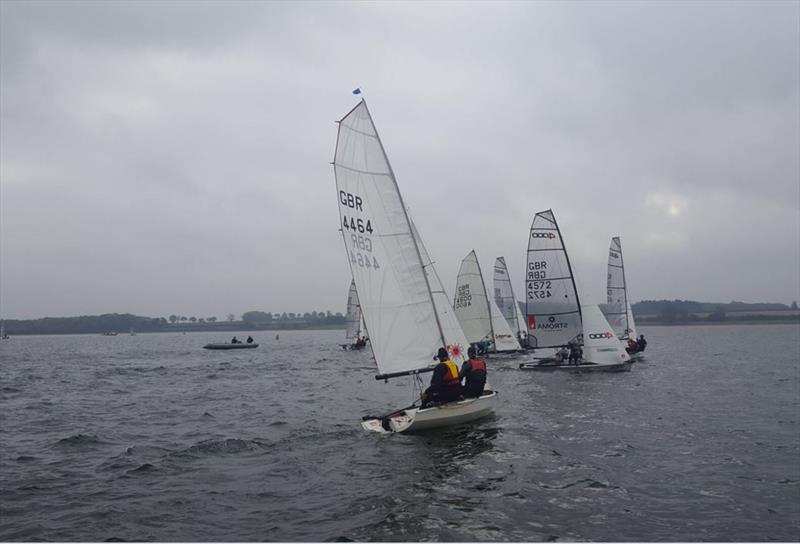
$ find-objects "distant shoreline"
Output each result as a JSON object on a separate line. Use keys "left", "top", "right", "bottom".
{"left": 638, "top": 319, "right": 800, "bottom": 327}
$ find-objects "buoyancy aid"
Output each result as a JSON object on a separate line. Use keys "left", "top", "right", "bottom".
{"left": 442, "top": 360, "right": 460, "bottom": 385}
{"left": 467, "top": 358, "right": 486, "bottom": 373}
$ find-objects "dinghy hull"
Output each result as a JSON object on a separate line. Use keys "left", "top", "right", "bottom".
{"left": 361, "top": 391, "right": 497, "bottom": 434}
{"left": 519, "top": 361, "right": 631, "bottom": 373}
{"left": 203, "top": 343, "right": 259, "bottom": 350}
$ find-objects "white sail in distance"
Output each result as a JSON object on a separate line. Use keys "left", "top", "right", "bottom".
{"left": 493, "top": 257, "right": 523, "bottom": 338}
{"left": 525, "top": 210, "right": 582, "bottom": 349}
{"left": 489, "top": 297, "right": 522, "bottom": 351}
{"left": 344, "top": 279, "right": 362, "bottom": 341}
{"left": 582, "top": 304, "right": 631, "bottom": 364}
{"left": 333, "top": 100, "right": 451, "bottom": 377}
{"left": 454, "top": 250, "right": 494, "bottom": 345}
{"left": 606, "top": 236, "right": 631, "bottom": 340}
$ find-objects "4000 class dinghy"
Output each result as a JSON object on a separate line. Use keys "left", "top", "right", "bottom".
{"left": 333, "top": 98, "right": 497, "bottom": 434}
{"left": 520, "top": 305, "right": 631, "bottom": 372}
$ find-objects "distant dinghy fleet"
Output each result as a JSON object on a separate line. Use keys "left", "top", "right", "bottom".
{"left": 334, "top": 98, "right": 645, "bottom": 434}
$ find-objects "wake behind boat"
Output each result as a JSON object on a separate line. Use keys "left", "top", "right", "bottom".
{"left": 333, "top": 99, "right": 495, "bottom": 434}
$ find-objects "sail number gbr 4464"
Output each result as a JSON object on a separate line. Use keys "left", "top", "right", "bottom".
{"left": 339, "top": 190, "right": 380, "bottom": 270}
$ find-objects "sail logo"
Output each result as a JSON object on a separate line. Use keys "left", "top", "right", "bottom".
{"left": 447, "top": 343, "right": 464, "bottom": 360}
{"left": 531, "top": 232, "right": 556, "bottom": 239}
{"left": 609, "top": 251, "right": 620, "bottom": 259}
{"left": 588, "top": 332, "right": 615, "bottom": 339}
{"left": 528, "top": 315, "right": 568, "bottom": 330}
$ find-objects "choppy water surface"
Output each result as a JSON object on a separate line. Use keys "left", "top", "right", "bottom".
{"left": 1, "top": 325, "right": 798, "bottom": 541}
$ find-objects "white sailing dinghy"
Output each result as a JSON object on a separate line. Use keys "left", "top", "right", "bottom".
{"left": 520, "top": 209, "right": 583, "bottom": 362}
{"left": 342, "top": 279, "right": 367, "bottom": 350}
{"left": 454, "top": 250, "right": 521, "bottom": 353}
{"left": 1, "top": 321, "right": 9, "bottom": 340}
{"left": 606, "top": 236, "right": 643, "bottom": 360}
{"left": 333, "top": 100, "right": 496, "bottom": 434}
{"left": 522, "top": 304, "right": 632, "bottom": 372}
{"left": 493, "top": 256, "right": 529, "bottom": 348}
{"left": 521, "top": 304, "right": 632, "bottom": 372}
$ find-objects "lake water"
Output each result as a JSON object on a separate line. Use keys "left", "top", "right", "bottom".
{"left": 1, "top": 325, "right": 798, "bottom": 542}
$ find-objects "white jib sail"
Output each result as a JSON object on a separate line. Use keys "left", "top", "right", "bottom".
{"left": 489, "top": 297, "right": 522, "bottom": 351}
{"left": 454, "top": 250, "right": 494, "bottom": 344}
{"left": 410, "top": 218, "right": 469, "bottom": 363}
{"left": 525, "top": 210, "right": 582, "bottom": 348}
{"left": 606, "top": 236, "right": 630, "bottom": 340}
{"left": 493, "top": 257, "right": 522, "bottom": 337}
{"left": 344, "top": 279, "right": 362, "bottom": 341}
{"left": 582, "top": 304, "right": 631, "bottom": 364}
{"left": 334, "top": 100, "right": 446, "bottom": 377}
{"left": 626, "top": 302, "right": 638, "bottom": 340}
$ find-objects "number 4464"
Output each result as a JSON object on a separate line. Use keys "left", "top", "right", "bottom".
{"left": 351, "top": 251, "right": 380, "bottom": 270}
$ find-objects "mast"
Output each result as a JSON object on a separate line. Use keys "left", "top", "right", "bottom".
{"left": 549, "top": 209, "right": 583, "bottom": 323}
{"left": 361, "top": 100, "right": 448, "bottom": 352}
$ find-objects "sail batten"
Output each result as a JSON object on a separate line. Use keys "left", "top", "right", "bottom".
{"left": 525, "top": 209, "right": 582, "bottom": 349}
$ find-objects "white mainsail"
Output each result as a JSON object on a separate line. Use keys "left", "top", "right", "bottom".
{"left": 454, "top": 250, "right": 493, "bottom": 345}
{"left": 489, "top": 297, "right": 522, "bottom": 351}
{"left": 334, "top": 100, "right": 454, "bottom": 378}
{"left": 606, "top": 236, "right": 631, "bottom": 340}
{"left": 525, "top": 210, "right": 582, "bottom": 348}
{"left": 582, "top": 304, "right": 631, "bottom": 364}
{"left": 493, "top": 257, "right": 524, "bottom": 340}
{"left": 344, "top": 279, "right": 362, "bottom": 341}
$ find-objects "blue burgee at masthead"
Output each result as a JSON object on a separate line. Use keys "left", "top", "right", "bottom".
{"left": 352, "top": 88, "right": 362, "bottom": 95}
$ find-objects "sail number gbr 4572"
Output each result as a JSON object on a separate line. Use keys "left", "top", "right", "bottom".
{"left": 339, "top": 191, "right": 380, "bottom": 270}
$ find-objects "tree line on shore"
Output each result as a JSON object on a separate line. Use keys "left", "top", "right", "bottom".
{"left": 631, "top": 299, "right": 799, "bottom": 324}
{"left": 1, "top": 310, "right": 346, "bottom": 336}
{"left": 2, "top": 300, "right": 797, "bottom": 335}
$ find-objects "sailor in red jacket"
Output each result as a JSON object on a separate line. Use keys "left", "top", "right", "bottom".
{"left": 460, "top": 346, "right": 487, "bottom": 398}
{"left": 421, "top": 347, "right": 463, "bottom": 408}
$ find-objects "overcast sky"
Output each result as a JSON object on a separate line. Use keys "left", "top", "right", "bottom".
{"left": 1, "top": 0, "right": 798, "bottom": 320}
